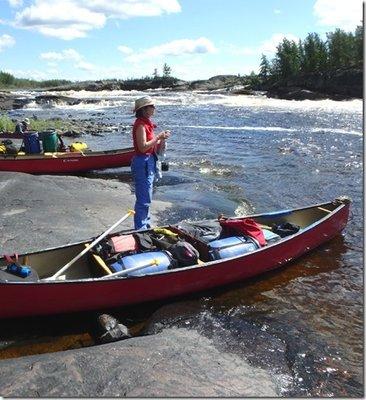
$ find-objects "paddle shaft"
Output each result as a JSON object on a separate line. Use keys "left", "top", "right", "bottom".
{"left": 100, "top": 259, "right": 159, "bottom": 279}
{"left": 47, "top": 210, "right": 135, "bottom": 280}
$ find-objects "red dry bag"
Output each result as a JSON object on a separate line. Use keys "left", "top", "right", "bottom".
{"left": 108, "top": 234, "right": 138, "bottom": 254}
{"left": 219, "top": 218, "right": 266, "bottom": 247}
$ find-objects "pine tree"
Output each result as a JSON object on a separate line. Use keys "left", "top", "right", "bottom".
{"left": 298, "top": 39, "right": 305, "bottom": 71}
{"left": 163, "top": 63, "right": 172, "bottom": 77}
{"left": 327, "top": 28, "right": 354, "bottom": 69}
{"left": 354, "top": 25, "right": 363, "bottom": 67}
{"left": 273, "top": 38, "right": 301, "bottom": 79}
{"left": 301, "top": 33, "right": 328, "bottom": 73}
{"left": 259, "top": 54, "right": 270, "bottom": 79}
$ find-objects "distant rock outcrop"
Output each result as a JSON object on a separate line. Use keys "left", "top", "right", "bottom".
{"left": 265, "top": 68, "right": 362, "bottom": 100}
{"left": 0, "top": 92, "right": 29, "bottom": 110}
{"left": 47, "top": 77, "right": 187, "bottom": 92}
{"left": 184, "top": 75, "right": 249, "bottom": 92}
{"left": 34, "top": 94, "right": 85, "bottom": 106}
{"left": 45, "top": 75, "right": 253, "bottom": 94}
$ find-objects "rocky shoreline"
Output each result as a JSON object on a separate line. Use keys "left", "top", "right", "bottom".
{"left": 0, "top": 69, "right": 362, "bottom": 112}
{"left": 264, "top": 68, "right": 363, "bottom": 100}
{"left": 0, "top": 172, "right": 284, "bottom": 397}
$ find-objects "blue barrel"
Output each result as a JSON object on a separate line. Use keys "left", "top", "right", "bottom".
{"left": 24, "top": 131, "right": 41, "bottom": 154}
{"left": 110, "top": 251, "right": 171, "bottom": 276}
{"left": 208, "top": 236, "right": 259, "bottom": 260}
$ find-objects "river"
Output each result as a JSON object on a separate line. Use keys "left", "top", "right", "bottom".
{"left": 4, "top": 90, "right": 364, "bottom": 396}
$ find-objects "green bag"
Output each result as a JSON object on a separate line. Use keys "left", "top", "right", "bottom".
{"left": 42, "top": 131, "right": 58, "bottom": 152}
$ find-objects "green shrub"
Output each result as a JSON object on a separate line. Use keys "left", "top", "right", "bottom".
{"left": 29, "top": 119, "right": 69, "bottom": 132}
{"left": 0, "top": 72, "right": 15, "bottom": 86}
{"left": 0, "top": 115, "right": 15, "bottom": 132}
{"left": 0, "top": 115, "right": 74, "bottom": 133}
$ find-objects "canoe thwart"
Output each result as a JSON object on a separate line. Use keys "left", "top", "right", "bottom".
{"left": 317, "top": 207, "right": 332, "bottom": 213}
{"left": 87, "top": 245, "right": 113, "bottom": 275}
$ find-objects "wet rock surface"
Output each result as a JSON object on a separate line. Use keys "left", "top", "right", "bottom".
{"left": 0, "top": 327, "right": 279, "bottom": 397}
{"left": 0, "top": 92, "right": 29, "bottom": 110}
{"left": 34, "top": 94, "right": 89, "bottom": 106}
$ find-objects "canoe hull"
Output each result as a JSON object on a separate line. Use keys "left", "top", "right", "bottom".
{"left": 0, "top": 199, "right": 350, "bottom": 319}
{"left": 0, "top": 148, "right": 135, "bottom": 173}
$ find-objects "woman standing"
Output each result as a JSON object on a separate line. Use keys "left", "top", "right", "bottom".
{"left": 131, "top": 96, "right": 171, "bottom": 230}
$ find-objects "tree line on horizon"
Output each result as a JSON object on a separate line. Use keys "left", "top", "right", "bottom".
{"left": 0, "top": 62, "right": 174, "bottom": 89}
{"left": 0, "top": 73, "right": 73, "bottom": 89}
{"left": 257, "top": 26, "right": 363, "bottom": 85}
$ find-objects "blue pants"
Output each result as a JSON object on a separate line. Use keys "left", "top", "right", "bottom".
{"left": 131, "top": 154, "right": 156, "bottom": 230}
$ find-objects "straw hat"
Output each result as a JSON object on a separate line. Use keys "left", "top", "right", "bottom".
{"left": 133, "top": 96, "right": 155, "bottom": 112}
{"left": 23, "top": 118, "right": 30, "bottom": 124}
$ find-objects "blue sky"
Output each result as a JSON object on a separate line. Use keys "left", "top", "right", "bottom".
{"left": 0, "top": 0, "right": 363, "bottom": 82}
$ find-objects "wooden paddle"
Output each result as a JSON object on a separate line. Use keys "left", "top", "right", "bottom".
{"left": 46, "top": 209, "right": 135, "bottom": 280}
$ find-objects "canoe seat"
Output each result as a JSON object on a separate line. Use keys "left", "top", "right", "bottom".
{"left": 84, "top": 244, "right": 113, "bottom": 276}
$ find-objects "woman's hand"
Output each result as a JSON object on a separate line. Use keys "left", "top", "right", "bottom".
{"left": 158, "top": 130, "right": 171, "bottom": 141}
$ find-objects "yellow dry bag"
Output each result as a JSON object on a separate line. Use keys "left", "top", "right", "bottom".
{"left": 69, "top": 142, "right": 88, "bottom": 152}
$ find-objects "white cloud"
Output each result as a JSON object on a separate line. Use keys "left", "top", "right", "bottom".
{"left": 125, "top": 37, "right": 216, "bottom": 63}
{"left": 314, "top": 0, "right": 363, "bottom": 31}
{"left": 40, "top": 52, "right": 63, "bottom": 62}
{"left": 75, "top": 61, "right": 95, "bottom": 71}
{"left": 260, "top": 33, "right": 299, "bottom": 54}
{"left": 167, "top": 55, "right": 259, "bottom": 80}
{"left": 40, "top": 48, "right": 83, "bottom": 62}
{"left": 274, "top": 9, "right": 282, "bottom": 14}
{"left": 13, "top": 0, "right": 181, "bottom": 40}
{"left": 8, "top": 0, "right": 23, "bottom": 7}
{"left": 39, "top": 49, "right": 96, "bottom": 72}
{"left": 83, "top": 0, "right": 181, "bottom": 18}
{"left": 230, "top": 33, "right": 299, "bottom": 57}
{"left": 5, "top": 68, "right": 50, "bottom": 80}
{"left": 62, "top": 49, "right": 83, "bottom": 61}
{"left": 118, "top": 45, "right": 133, "bottom": 55}
{"left": 0, "top": 34, "right": 16, "bottom": 52}
{"left": 14, "top": 0, "right": 106, "bottom": 40}
{"left": 40, "top": 48, "right": 95, "bottom": 72}
{"left": 46, "top": 61, "right": 58, "bottom": 68}
{"left": 47, "top": 68, "right": 59, "bottom": 75}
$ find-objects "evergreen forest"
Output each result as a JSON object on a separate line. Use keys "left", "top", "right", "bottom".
{"left": 258, "top": 26, "right": 363, "bottom": 84}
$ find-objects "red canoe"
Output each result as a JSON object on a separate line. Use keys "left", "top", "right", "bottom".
{"left": 0, "top": 147, "right": 135, "bottom": 173}
{"left": 0, "top": 197, "right": 351, "bottom": 319}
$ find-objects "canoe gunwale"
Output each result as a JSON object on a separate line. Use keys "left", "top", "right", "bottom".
{"left": 0, "top": 147, "right": 135, "bottom": 173}
{"left": 0, "top": 197, "right": 351, "bottom": 318}
{"left": 0, "top": 197, "right": 350, "bottom": 286}
{"left": 0, "top": 147, "right": 135, "bottom": 160}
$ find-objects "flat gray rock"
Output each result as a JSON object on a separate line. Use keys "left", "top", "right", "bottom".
{"left": 0, "top": 171, "right": 170, "bottom": 254}
{"left": 0, "top": 328, "right": 279, "bottom": 397}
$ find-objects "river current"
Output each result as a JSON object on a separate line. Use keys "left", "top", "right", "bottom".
{"left": 6, "top": 90, "right": 364, "bottom": 396}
